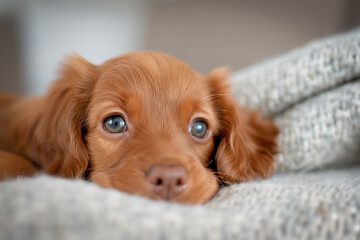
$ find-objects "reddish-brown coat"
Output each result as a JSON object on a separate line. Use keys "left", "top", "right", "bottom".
{"left": 0, "top": 52, "right": 278, "bottom": 204}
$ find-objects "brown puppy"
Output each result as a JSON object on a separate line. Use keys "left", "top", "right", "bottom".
{"left": 0, "top": 52, "right": 278, "bottom": 204}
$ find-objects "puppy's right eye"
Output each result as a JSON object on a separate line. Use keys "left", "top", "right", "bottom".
{"left": 103, "top": 115, "right": 126, "bottom": 133}
{"left": 189, "top": 120, "right": 208, "bottom": 139}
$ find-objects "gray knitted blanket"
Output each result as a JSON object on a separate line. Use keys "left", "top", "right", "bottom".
{"left": 1, "top": 29, "right": 360, "bottom": 240}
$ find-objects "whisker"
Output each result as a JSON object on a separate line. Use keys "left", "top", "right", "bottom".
{"left": 216, "top": 178, "right": 225, "bottom": 187}
{"left": 206, "top": 159, "right": 215, "bottom": 168}
{"left": 211, "top": 171, "right": 235, "bottom": 178}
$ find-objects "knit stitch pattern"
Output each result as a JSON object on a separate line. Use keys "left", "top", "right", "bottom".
{"left": 230, "top": 28, "right": 360, "bottom": 172}
{"left": 0, "top": 168, "right": 359, "bottom": 240}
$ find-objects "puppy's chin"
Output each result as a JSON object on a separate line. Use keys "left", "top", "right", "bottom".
{"left": 89, "top": 169, "right": 219, "bottom": 204}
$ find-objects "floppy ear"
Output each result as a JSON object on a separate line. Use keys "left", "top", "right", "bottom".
{"left": 38, "top": 55, "right": 99, "bottom": 178}
{"left": 208, "top": 68, "right": 279, "bottom": 184}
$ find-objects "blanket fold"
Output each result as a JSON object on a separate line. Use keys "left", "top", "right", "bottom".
{"left": 231, "top": 28, "right": 360, "bottom": 118}
{"left": 231, "top": 28, "right": 360, "bottom": 172}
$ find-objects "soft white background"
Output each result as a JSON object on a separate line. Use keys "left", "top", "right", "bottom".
{"left": 0, "top": 0, "right": 359, "bottom": 95}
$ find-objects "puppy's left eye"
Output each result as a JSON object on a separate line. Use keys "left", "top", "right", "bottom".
{"left": 103, "top": 115, "right": 126, "bottom": 133}
{"left": 190, "top": 120, "right": 208, "bottom": 139}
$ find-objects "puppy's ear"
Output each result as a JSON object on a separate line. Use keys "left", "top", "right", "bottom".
{"left": 207, "top": 68, "right": 279, "bottom": 184}
{"left": 39, "top": 55, "right": 99, "bottom": 178}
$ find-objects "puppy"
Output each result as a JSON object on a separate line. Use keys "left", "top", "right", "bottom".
{"left": 0, "top": 51, "right": 278, "bottom": 204}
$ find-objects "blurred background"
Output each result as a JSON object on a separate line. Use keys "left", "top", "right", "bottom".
{"left": 0, "top": 0, "right": 359, "bottom": 95}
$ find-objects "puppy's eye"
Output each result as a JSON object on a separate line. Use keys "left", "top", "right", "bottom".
{"left": 190, "top": 120, "right": 208, "bottom": 139}
{"left": 103, "top": 115, "right": 126, "bottom": 133}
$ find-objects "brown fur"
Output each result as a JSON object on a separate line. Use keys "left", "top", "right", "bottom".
{"left": 0, "top": 51, "right": 278, "bottom": 204}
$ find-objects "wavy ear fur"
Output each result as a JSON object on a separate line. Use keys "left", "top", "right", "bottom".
{"left": 38, "top": 55, "right": 99, "bottom": 177}
{"left": 208, "top": 68, "right": 279, "bottom": 184}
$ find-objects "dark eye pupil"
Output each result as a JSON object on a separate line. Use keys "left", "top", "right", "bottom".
{"left": 194, "top": 123, "right": 204, "bottom": 133}
{"left": 190, "top": 120, "right": 207, "bottom": 138}
{"left": 103, "top": 115, "right": 126, "bottom": 133}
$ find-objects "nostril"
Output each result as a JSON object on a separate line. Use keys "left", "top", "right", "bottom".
{"left": 155, "top": 178, "right": 163, "bottom": 186}
{"left": 176, "top": 177, "right": 185, "bottom": 186}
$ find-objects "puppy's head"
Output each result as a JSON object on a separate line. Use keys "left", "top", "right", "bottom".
{"left": 54, "top": 52, "right": 278, "bottom": 204}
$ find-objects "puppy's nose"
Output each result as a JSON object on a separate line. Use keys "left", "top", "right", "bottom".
{"left": 146, "top": 164, "right": 188, "bottom": 200}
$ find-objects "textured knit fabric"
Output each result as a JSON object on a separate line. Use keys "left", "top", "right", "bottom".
{"left": 1, "top": 29, "right": 360, "bottom": 240}
{"left": 274, "top": 80, "right": 360, "bottom": 172}
{"left": 230, "top": 28, "right": 360, "bottom": 172}
{"left": 230, "top": 29, "right": 360, "bottom": 117}
{"left": 1, "top": 168, "right": 359, "bottom": 240}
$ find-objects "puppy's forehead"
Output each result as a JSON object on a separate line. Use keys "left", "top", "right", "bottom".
{"left": 95, "top": 52, "right": 209, "bottom": 108}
